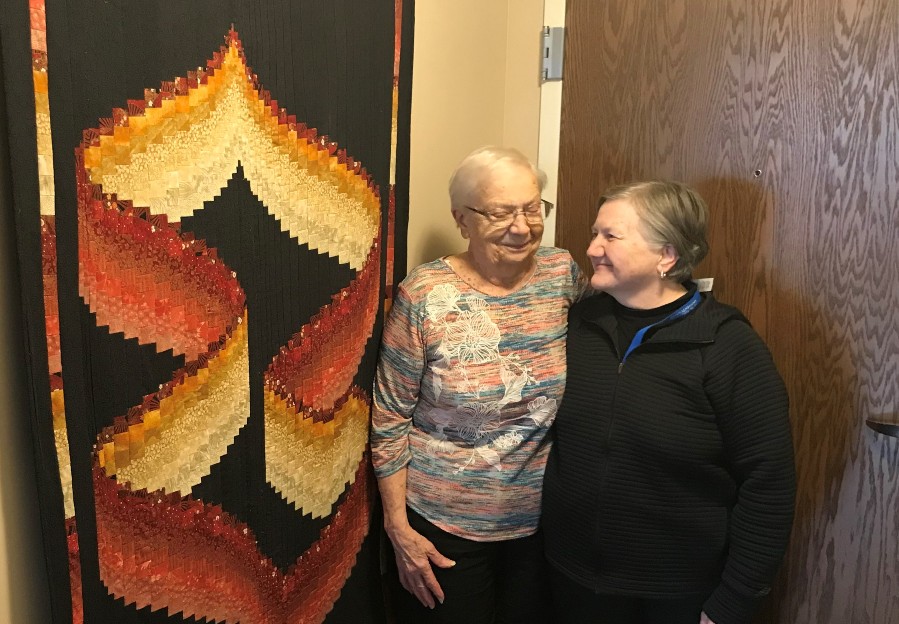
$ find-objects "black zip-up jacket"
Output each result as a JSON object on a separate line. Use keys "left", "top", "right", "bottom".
{"left": 543, "top": 290, "right": 795, "bottom": 624}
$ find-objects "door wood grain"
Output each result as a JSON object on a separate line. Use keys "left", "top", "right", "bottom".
{"left": 558, "top": 1, "right": 899, "bottom": 622}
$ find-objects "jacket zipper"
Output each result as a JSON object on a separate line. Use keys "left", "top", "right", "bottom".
{"left": 591, "top": 336, "right": 622, "bottom": 590}
{"left": 590, "top": 333, "right": 712, "bottom": 590}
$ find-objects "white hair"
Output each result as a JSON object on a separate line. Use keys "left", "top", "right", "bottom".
{"left": 448, "top": 146, "right": 546, "bottom": 209}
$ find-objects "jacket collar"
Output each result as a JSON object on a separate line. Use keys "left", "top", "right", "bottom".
{"left": 579, "top": 284, "right": 746, "bottom": 344}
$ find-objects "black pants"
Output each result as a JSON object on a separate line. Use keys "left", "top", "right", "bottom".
{"left": 549, "top": 565, "right": 706, "bottom": 624}
{"left": 388, "top": 508, "right": 551, "bottom": 624}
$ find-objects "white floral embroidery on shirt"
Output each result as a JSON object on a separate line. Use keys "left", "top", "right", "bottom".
{"left": 526, "top": 396, "right": 557, "bottom": 427}
{"left": 492, "top": 431, "right": 523, "bottom": 450}
{"left": 499, "top": 358, "right": 530, "bottom": 404}
{"left": 440, "top": 310, "right": 501, "bottom": 365}
{"left": 424, "top": 283, "right": 551, "bottom": 473}
{"left": 426, "top": 424, "right": 456, "bottom": 456}
{"left": 426, "top": 283, "right": 462, "bottom": 322}
{"left": 457, "top": 402, "right": 500, "bottom": 441}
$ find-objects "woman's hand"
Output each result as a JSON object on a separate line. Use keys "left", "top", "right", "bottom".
{"left": 388, "top": 523, "right": 456, "bottom": 609}
{"left": 699, "top": 612, "right": 716, "bottom": 624}
{"left": 376, "top": 469, "right": 455, "bottom": 607}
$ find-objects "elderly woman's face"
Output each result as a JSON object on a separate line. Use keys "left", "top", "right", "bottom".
{"left": 457, "top": 164, "right": 543, "bottom": 270}
{"left": 587, "top": 199, "right": 666, "bottom": 301}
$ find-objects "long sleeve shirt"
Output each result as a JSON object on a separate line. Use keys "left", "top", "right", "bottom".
{"left": 372, "top": 247, "right": 583, "bottom": 540}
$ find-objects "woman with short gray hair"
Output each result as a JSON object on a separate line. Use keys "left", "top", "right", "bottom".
{"left": 543, "top": 180, "right": 795, "bottom": 624}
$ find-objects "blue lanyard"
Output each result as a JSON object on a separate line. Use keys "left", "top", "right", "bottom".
{"left": 621, "top": 290, "right": 701, "bottom": 362}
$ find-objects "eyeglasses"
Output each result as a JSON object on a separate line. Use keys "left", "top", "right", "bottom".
{"left": 464, "top": 199, "right": 554, "bottom": 227}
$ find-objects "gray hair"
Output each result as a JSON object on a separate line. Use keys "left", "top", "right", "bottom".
{"left": 598, "top": 180, "right": 709, "bottom": 281}
{"left": 448, "top": 146, "right": 547, "bottom": 209}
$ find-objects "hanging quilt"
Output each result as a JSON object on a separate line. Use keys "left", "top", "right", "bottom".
{"left": 0, "top": 0, "right": 412, "bottom": 622}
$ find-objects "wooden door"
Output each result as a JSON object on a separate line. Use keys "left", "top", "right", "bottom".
{"left": 556, "top": 1, "right": 899, "bottom": 622}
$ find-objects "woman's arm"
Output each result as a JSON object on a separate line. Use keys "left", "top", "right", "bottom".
{"left": 371, "top": 283, "right": 424, "bottom": 476}
{"left": 371, "top": 281, "right": 454, "bottom": 607}
{"left": 702, "top": 320, "right": 796, "bottom": 624}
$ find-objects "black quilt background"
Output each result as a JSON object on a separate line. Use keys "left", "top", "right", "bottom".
{"left": 0, "top": 0, "right": 414, "bottom": 622}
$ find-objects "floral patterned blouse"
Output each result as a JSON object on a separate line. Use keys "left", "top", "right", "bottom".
{"left": 371, "top": 247, "right": 584, "bottom": 541}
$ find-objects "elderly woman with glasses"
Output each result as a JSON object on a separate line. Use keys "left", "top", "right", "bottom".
{"left": 371, "top": 146, "right": 584, "bottom": 624}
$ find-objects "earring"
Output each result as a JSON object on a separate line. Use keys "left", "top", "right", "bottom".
{"left": 660, "top": 271, "right": 667, "bottom": 279}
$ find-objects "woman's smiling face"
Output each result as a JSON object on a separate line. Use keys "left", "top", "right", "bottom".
{"left": 455, "top": 163, "right": 544, "bottom": 273}
{"left": 587, "top": 198, "right": 668, "bottom": 303}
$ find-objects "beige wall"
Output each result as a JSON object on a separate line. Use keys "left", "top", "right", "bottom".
{"left": 407, "top": 0, "right": 547, "bottom": 270}
{"left": 0, "top": 81, "right": 52, "bottom": 623}
{"left": 0, "top": 250, "right": 47, "bottom": 624}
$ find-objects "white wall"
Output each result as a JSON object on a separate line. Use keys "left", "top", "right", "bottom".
{"left": 407, "top": 0, "right": 547, "bottom": 270}
{"left": 536, "top": 0, "right": 566, "bottom": 248}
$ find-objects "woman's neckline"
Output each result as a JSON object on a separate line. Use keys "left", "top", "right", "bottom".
{"left": 613, "top": 288, "right": 693, "bottom": 317}
{"left": 611, "top": 283, "right": 690, "bottom": 311}
{"left": 441, "top": 253, "right": 539, "bottom": 298}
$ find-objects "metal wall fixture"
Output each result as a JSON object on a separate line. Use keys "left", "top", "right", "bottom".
{"left": 542, "top": 26, "right": 565, "bottom": 82}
